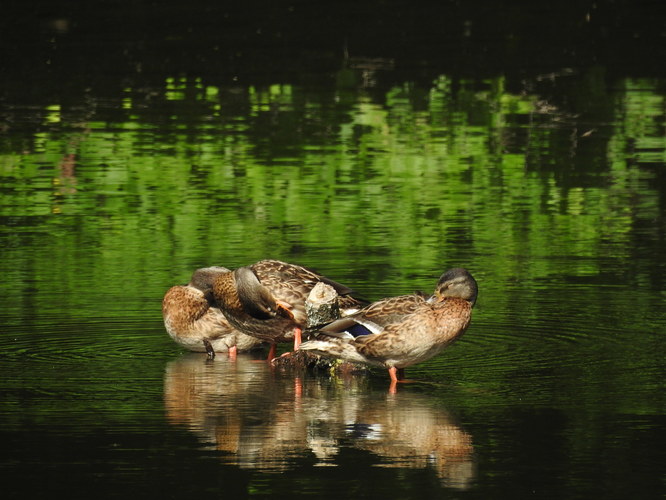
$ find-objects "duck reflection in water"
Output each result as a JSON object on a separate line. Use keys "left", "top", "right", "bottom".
{"left": 162, "top": 267, "right": 265, "bottom": 360}
{"left": 164, "top": 354, "right": 475, "bottom": 488}
{"left": 300, "top": 268, "right": 478, "bottom": 392}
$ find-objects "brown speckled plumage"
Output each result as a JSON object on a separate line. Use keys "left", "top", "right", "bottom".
{"left": 300, "top": 268, "right": 478, "bottom": 385}
{"left": 162, "top": 267, "right": 264, "bottom": 355}
{"left": 212, "top": 260, "right": 366, "bottom": 349}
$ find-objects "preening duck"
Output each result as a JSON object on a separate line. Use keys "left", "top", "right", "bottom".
{"left": 212, "top": 259, "right": 366, "bottom": 360}
{"left": 299, "top": 268, "right": 478, "bottom": 390}
{"left": 162, "top": 266, "right": 264, "bottom": 359}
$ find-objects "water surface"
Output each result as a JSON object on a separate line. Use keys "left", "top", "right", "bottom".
{"left": 1, "top": 2, "right": 665, "bottom": 499}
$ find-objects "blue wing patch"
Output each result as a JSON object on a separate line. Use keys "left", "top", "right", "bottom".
{"left": 346, "top": 323, "right": 374, "bottom": 338}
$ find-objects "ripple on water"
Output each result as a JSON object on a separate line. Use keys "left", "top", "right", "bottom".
{"left": 408, "top": 296, "right": 660, "bottom": 410}
{"left": 0, "top": 320, "right": 170, "bottom": 427}
{"left": 466, "top": 303, "right": 630, "bottom": 355}
{"left": 406, "top": 305, "right": 636, "bottom": 394}
{"left": 0, "top": 319, "right": 169, "bottom": 362}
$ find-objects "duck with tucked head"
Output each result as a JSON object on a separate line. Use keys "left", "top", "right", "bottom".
{"left": 162, "top": 266, "right": 265, "bottom": 359}
{"left": 211, "top": 259, "right": 366, "bottom": 360}
{"left": 299, "top": 268, "right": 478, "bottom": 391}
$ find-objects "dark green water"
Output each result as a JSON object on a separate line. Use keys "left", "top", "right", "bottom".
{"left": 1, "top": 2, "right": 665, "bottom": 498}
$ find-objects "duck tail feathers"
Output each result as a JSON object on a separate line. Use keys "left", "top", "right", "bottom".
{"left": 299, "top": 339, "right": 367, "bottom": 364}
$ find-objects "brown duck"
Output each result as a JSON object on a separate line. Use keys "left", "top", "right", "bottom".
{"left": 162, "top": 266, "right": 265, "bottom": 359}
{"left": 211, "top": 259, "right": 365, "bottom": 360}
{"left": 299, "top": 268, "right": 478, "bottom": 389}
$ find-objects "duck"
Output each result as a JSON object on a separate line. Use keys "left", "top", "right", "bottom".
{"left": 211, "top": 259, "right": 366, "bottom": 360}
{"left": 162, "top": 266, "right": 265, "bottom": 359}
{"left": 299, "top": 268, "right": 478, "bottom": 390}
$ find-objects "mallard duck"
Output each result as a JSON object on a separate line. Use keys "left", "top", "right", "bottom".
{"left": 211, "top": 259, "right": 366, "bottom": 360}
{"left": 162, "top": 266, "right": 265, "bottom": 359}
{"left": 299, "top": 268, "right": 478, "bottom": 389}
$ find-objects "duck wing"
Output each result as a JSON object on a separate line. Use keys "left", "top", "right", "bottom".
{"left": 316, "top": 292, "right": 428, "bottom": 339}
{"left": 252, "top": 259, "right": 356, "bottom": 296}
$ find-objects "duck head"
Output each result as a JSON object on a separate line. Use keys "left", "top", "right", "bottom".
{"left": 431, "top": 268, "right": 478, "bottom": 306}
{"left": 234, "top": 266, "right": 281, "bottom": 320}
{"left": 189, "top": 266, "right": 231, "bottom": 292}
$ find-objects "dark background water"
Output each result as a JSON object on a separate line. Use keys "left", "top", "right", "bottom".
{"left": 1, "top": 1, "right": 665, "bottom": 499}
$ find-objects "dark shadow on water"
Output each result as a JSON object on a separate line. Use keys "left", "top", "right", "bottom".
{"left": 163, "top": 352, "right": 476, "bottom": 490}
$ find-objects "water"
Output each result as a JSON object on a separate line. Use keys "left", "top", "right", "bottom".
{"left": 1, "top": 1, "right": 665, "bottom": 498}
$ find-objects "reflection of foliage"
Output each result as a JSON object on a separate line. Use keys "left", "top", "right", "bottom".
{"left": 0, "top": 73, "right": 663, "bottom": 489}
{"left": 0, "top": 72, "right": 662, "bottom": 327}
